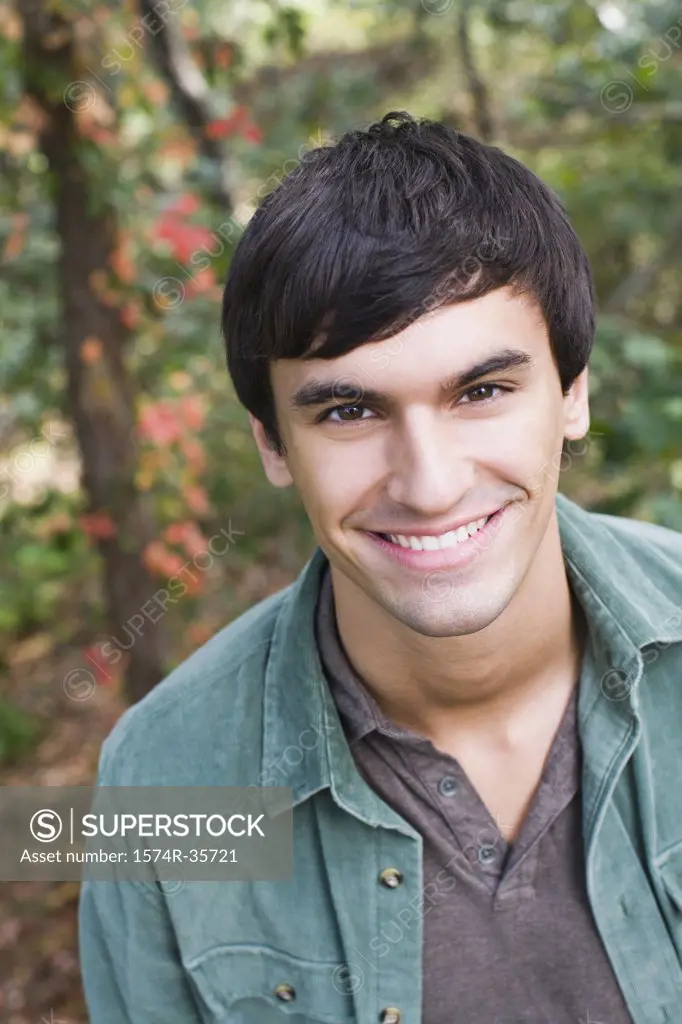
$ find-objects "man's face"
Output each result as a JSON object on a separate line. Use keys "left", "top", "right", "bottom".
{"left": 251, "top": 286, "right": 589, "bottom": 637}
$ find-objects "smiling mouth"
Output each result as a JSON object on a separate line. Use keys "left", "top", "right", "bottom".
{"left": 373, "top": 510, "right": 500, "bottom": 551}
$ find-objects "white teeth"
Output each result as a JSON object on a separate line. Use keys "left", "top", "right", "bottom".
{"left": 388, "top": 515, "right": 490, "bottom": 551}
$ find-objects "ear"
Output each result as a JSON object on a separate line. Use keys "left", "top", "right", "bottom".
{"left": 563, "top": 367, "right": 590, "bottom": 442}
{"left": 248, "top": 413, "right": 294, "bottom": 488}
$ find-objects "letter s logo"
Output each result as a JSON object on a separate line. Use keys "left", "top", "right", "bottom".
{"left": 30, "top": 809, "right": 63, "bottom": 842}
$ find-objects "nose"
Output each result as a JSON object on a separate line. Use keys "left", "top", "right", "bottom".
{"left": 384, "top": 414, "right": 476, "bottom": 516}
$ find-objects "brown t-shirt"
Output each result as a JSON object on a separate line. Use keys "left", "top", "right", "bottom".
{"left": 314, "top": 564, "right": 633, "bottom": 1024}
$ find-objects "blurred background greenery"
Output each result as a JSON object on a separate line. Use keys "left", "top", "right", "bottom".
{"left": 1, "top": 0, "right": 681, "bottom": 1017}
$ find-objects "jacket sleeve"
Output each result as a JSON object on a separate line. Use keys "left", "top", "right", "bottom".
{"left": 78, "top": 738, "right": 204, "bottom": 1023}
{"left": 79, "top": 876, "right": 204, "bottom": 1023}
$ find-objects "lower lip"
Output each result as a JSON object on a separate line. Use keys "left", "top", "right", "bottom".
{"left": 363, "top": 505, "right": 509, "bottom": 571}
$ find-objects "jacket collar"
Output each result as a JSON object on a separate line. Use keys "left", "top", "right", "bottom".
{"left": 556, "top": 492, "right": 682, "bottom": 652}
{"left": 262, "top": 493, "right": 682, "bottom": 810}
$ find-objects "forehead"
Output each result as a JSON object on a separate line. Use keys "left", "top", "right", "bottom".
{"left": 270, "top": 287, "right": 550, "bottom": 399}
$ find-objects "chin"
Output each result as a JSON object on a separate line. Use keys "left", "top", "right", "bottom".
{"left": 374, "top": 567, "right": 515, "bottom": 634}
{"left": 387, "top": 601, "right": 506, "bottom": 639}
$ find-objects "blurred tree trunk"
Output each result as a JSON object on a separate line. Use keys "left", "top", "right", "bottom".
{"left": 457, "top": 5, "right": 494, "bottom": 141}
{"left": 138, "top": 0, "right": 234, "bottom": 209}
{"left": 20, "top": 0, "right": 167, "bottom": 703}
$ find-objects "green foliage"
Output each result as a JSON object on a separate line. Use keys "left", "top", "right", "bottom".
{"left": 575, "top": 317, "right": 682, "bottom": 526}
{"left": 0, "top": 490, "right": 98, "bottom": 645}
{"left": 0, "top": 696, "right": 42, "bottom": 767}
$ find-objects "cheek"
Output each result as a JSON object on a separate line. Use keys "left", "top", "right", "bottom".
{"left": 474, "top": 400, "right": 564, "bottom": 487}
{"left": 292, "top": 441, "right": 376, "bottom": 521}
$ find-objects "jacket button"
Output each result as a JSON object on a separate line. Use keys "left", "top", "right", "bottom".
{"left": 274, "top": 983, "right": 296, "bottom": 1002}
{"left": 379, "top": 867, "right": 404, "bottom": 888}
{"left": 380, "top": 1008, "right": 401, "bottom": 1023}
{"left": 478, "top": 844, "right": 497, "bottom": 864}
{"left": 438, "top": 774, "right": 458, "bottom": 797}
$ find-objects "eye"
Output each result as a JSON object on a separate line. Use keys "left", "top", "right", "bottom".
{"left": 318, "top": 404, "right": 375, "bottom": 424}
{"left": 459, "top": 383, "right": 509, "bottom": 404}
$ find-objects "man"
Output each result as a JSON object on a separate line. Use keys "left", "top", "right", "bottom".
{"left": 79, "top": 112, "right": 682, "bottom": 1024}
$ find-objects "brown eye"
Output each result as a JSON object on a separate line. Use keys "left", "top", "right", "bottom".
{"left": 468, "top": 385, "right": 496, "bottom": 401}
{"left": 460, "top": 384, "right": 510, "bottom": 405}
{"left": 321, "top": 404, "right": 373, "bottom": 423}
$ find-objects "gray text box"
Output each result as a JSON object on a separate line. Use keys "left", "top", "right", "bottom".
{"left": 0, "top": 786, "right": 292, "bottom": 881}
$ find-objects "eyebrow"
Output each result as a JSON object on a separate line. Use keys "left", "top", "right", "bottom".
{"left": 288, "top": 348, "right": 534, "bottom": 412}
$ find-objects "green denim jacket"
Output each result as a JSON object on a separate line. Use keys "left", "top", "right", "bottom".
{"left": 79, "top": 493, "right": 682, "bottom": 1024}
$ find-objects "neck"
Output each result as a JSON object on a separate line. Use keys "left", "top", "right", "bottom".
{"left": 330, "top": 513, "right": 586, "bottom": 750}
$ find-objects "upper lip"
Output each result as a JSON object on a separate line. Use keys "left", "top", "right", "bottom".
{"left": 368, "top": 505, "right": 506, "bottom": 537}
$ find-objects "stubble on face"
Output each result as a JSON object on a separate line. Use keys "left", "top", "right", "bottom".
{"left": 265, "top": 287, "right": 587, "bottom": 643}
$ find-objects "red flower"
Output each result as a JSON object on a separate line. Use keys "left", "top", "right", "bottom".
{"left": 155, "top": 217, "right": 215, "bottom": 264}
{"left": 142, "top": 540, "right": 186, "bottom": 577}
{"left": 80, "top": 512, "right": 117, "bottom": 539}
{"left": 243, "top": 124, "right": 263, "bottom": 144}
{"left": 138, "top": 402, "right": 181, "bottom": 446}
{"left": 205, "top": 106, "right": 262, "bottom": 144}
{"left": 166, "top": 193, "right": 200, "bottom": 217}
